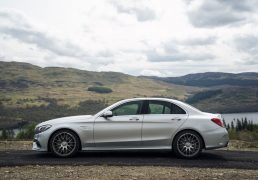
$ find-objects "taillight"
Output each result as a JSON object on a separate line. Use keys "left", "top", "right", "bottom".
{"left": 211, "top": 118, "right": 224, "bottom": 127}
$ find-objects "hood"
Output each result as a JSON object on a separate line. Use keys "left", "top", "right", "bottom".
{"left": 36, "top": 115, "right": 93, "bottom": 127}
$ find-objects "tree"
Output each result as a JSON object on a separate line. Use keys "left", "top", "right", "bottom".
{"left": 236, "top": 119, "right": 241, "bottom": 131}
{"left": 231, "top": 121, "right": 234, "bottom": 129}
{"left": 243, "top": 117, "right": 248, "bottom": 130}
{"left": 226, "top": 124, "right": 230, "bottom": 130}
{"left": 1, "top": 129, "right": 8, "bottom": 139}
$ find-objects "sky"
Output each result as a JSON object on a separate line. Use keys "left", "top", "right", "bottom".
{"left": 0, "top": 0, "right": 258, "bottom": 77}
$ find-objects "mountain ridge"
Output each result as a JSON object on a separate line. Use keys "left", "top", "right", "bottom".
{"left": 142, "top": 72, "right": 258, "bottom": 87}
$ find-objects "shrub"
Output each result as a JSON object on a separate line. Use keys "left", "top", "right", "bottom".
{"left": 16, "top": 123, "right": 36, "bottom": 140}
{"left": 88, "top": 86, "right": 112, "bottom": 94}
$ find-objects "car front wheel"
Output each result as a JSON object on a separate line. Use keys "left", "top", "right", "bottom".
{"left": 49, "top": 129, "right": 80, "bottom": 157}
{"left": 172, "top": 130, "right": 203, "bottom": 158}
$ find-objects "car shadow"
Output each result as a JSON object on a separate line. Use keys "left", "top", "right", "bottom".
{"left": 35, "top": 150, "right": 227, "bottom": 161}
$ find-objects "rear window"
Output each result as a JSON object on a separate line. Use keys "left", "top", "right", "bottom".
{"left": 171, "top": 103, "right": 186, "bottom": 114}
{"left": 147, "top": 100, "right": 186, "bottom": 114}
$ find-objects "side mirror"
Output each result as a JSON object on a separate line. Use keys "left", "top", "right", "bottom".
{"left": 102, "top": 110, "right": 113, "bottom": 118}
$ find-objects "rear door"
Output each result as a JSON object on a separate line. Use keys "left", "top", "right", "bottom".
{"left": 142, "top": 100, "right": 188, "bottom": 148}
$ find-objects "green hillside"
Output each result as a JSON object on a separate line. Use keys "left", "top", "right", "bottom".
{"left": 0, "top": 61, "right": 194, "bottom": 108}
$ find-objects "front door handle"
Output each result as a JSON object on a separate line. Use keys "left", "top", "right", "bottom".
{"left": 129, "top": 117, "right": 139, "bottom": 121}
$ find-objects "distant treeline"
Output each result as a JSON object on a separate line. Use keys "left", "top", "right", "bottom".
{"left": 88, "top": 86, "right": 113, "bottom": 93}
{"left": 223, "top": 118, "right": 257, "bottom": 131}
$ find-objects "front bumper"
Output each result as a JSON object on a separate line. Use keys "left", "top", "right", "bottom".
{"left": 32, "top": 133, "right": 49, "bottom": 152}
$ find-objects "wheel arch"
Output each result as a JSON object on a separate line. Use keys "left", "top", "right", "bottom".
{"left": 47, "top": 128, "right": 82, "bottom": 152}
{"left": 172, "top": 129, "right": 206, "bottom": 149}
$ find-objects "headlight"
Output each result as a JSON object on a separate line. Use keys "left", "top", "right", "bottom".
{"left": 35, "top": 124, "right": 52, "bottom": 134}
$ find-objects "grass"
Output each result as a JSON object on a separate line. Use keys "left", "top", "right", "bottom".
{"left": 1, "top": 78, "right": 191, "bottom": 108}
{"left": 228, "top": 130, "right": 258, "bottom": 141}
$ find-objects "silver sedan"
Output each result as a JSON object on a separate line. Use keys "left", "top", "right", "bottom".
{"left": 33, "top": 98, "right": 229, "bottom": 158}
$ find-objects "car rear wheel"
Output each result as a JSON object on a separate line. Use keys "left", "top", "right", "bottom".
{"left": 172, "top": 130, "right": 203, "bottom": 158}
{"left": 49, "top": 129, "right": 80, "bottom": 157}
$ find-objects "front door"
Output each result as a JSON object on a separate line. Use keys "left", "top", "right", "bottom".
{"left": 94, "top": 100, "right": 143, "bottom": 148}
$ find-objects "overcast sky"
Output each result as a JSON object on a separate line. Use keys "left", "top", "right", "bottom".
{"left": 0, "top": 0, "right": 258, "bottom": 76}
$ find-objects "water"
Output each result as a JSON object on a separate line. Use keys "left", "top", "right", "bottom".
{"left": 222, "top": 112, "right": 258, "bottom": 125}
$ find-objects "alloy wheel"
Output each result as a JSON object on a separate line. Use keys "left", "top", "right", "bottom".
{"left": 176, "top": 132, "right": 201, "bottom": 157}
{"left": 51, "top": 131, "right": 77, "bottom": 157}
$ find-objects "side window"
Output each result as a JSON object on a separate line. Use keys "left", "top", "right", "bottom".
{"left": 171, "top": 103, "right": 186, "bottom": 114}
{"left": 148, "top": 101, "right": 172, "bottom": 114}
{"left": 112, "top": 101, "right": 142, "bottom": 116}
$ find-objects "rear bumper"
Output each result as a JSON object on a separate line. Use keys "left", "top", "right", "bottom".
{"left": 203, "top": 128, "right": 229, "bottom": 150}
{"left": 205, "top": 141, "right": 228, "bottom": 150}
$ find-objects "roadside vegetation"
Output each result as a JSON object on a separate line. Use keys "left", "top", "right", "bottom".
{"left": 223, "top": 118, "right": 258, "bottom": 141}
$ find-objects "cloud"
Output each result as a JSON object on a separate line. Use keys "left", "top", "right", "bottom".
{"left": 0, "top": 9, "right": 88, "bottom": 58}
{"left": 146, "top": 46, "right": 215, "bottom": 62}
{"left": 233, "top": 35, "right": 258, "bottom": 64}
{"left": 111, "top": 0, "right": 156, "bottom": 22}
{"left": 180, "top": 36, "right": 217, "bottom": 46}
{"left": 0, "top": 1, "right": 258, "bottom": 76}
{"left": 145, "top": 37, "right": 216, "bottom": 62}
{"left": 140, "top": 69, "right": 165, "bottom": 76}
{"left": 185, "top": 0, "right": 258, "bottom": 27}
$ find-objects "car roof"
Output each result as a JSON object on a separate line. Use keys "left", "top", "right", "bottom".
{"left": 119, "top": 97, "right": 202, "bottom": 114}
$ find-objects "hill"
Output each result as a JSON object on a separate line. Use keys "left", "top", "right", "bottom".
{"left": 0, "top": 61, "right": 197, "bottom": 129}
{"left": 0, "top": 61, "right": 193, "bottom": 108}
{"left": 143, "top": 72, "right": 258, "bottom": 113}
{"left": 145, "top": 72, "right": 258, "bottom": 87}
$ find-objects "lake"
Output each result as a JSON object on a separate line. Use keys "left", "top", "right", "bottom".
{"left": 222, "top": 112, "right": 258, "bottom": 125}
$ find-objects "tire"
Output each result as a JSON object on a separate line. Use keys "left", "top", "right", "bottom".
{"left": 49, "top": 129, "right": 80, "bottom": 157}
{"left": 172, "top": 130, "right": 203, "bottom": 159}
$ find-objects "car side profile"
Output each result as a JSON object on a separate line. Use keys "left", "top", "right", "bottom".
{"left": 33, "top": 98, "right": 229, "bottom": 158}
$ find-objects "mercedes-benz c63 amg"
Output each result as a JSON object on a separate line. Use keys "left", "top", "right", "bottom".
{"left": 33, "top": 98, "right": 229, "bottom": 158}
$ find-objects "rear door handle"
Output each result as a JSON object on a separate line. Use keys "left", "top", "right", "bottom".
{"left": 171, "top": 118, "right": 181, "bottom": 121}
{"left": 129, "top": 117, "right": 139, "bottom": 121}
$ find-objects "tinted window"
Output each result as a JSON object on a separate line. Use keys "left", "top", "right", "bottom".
{"left": 148, "top": 101, "right": 171, "bottom": 114}
{"left": 112, "top": 101, "right": 142, "bottom": 116}
{"left": 171, "top": 103, "right": 186, "bottom": 114}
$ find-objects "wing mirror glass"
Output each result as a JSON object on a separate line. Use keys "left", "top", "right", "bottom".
{"left": 102, "top": 110, "right": 113, "bottom": 118}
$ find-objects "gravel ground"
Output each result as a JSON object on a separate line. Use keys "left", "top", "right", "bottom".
{"left": 0, "top": 165, "right": 258, "bottom": 180}
{"left": 1, "top": 140, "right": 257, "bottom": 151}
